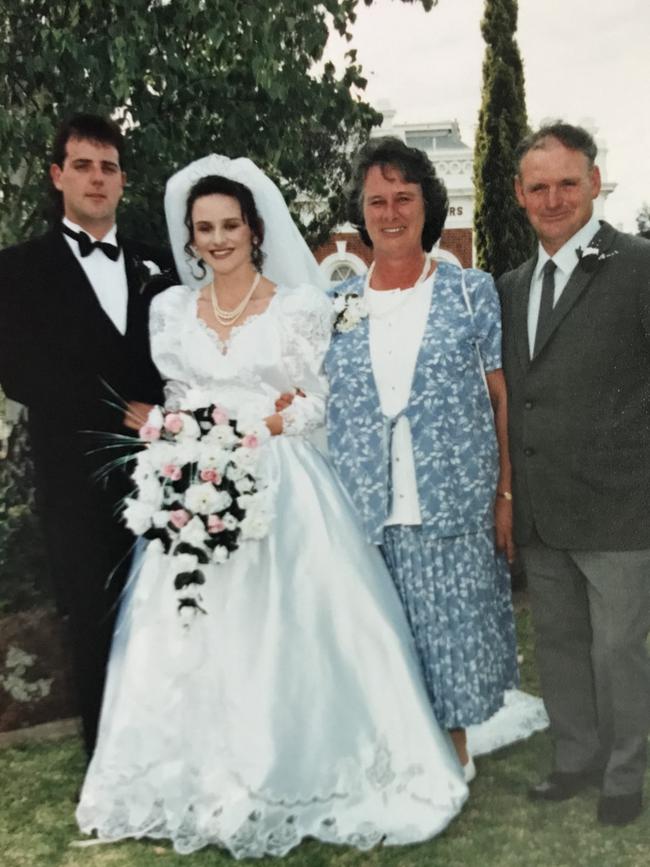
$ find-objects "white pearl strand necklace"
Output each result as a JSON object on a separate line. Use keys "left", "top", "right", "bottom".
{"left": 210, "top": 271, "right": 261, "bottom": 326}
{"left": 364, "top": 253, "right": 432, "bottom": 293}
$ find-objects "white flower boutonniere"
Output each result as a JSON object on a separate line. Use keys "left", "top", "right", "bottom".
{"left": 332, "top": 292, "right": 368, "bottom": 333}
{"left": 576, "top": 245, "right": 619, "bottom": 273}
{"left": 143, "top": 259, "right": 162, "bottom": 276}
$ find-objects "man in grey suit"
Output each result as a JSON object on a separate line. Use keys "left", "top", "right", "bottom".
{"left": 498, "top": 122, "right": 650, "bottom": 826}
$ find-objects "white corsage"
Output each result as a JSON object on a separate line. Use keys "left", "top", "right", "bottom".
{"left": 576, "top": 245, "right": 619, "bottom": 273}
{"left": 332, "top": 292, "right": 368, "bottom": 333}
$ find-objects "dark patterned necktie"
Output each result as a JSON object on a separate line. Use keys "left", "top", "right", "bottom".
{"left": 533, "top": 259, "right": 557, "bottom": 357}
{"left": 62, "top": 223, "right": 121, "bottom": 261}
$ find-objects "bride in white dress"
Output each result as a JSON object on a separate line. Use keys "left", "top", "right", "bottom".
{"left": 76, "top": 156, "right": 546, "bottom": 858}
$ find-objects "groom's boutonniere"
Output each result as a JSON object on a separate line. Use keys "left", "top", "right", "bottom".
{"left": 576, "top": 245, "right": 619, "bottom": 273}
{"left": 332, "top": 292, "right": 368, "bottom": 333}
{"left": 133, "top": 256, "right": 168, "bottom": 294}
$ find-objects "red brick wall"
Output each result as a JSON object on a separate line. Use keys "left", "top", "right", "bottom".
{"left": 313, "top": 229, "right": 473, "bottom": 269}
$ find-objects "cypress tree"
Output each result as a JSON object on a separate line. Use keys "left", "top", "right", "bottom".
{"left": 473, "top": 0, "right": 534, "bottom": 277}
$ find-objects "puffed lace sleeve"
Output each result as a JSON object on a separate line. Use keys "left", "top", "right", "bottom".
{"left": 149, "top": 285, "right": 195, "bottom": 409}
{"left": 277, "top": 284, "right": 333, "bottom": 436}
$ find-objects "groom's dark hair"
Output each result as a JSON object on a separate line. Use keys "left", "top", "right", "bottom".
{"left": 51, "top": 113, "right": 125, "bottom": 169}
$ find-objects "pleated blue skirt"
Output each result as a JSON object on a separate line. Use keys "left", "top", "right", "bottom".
{"left": 381, "top": 525, "right": 519, "bottom": 728}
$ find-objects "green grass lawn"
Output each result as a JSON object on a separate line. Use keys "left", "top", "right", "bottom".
{"left": 1, "top": 608, "right": 649, "bottom": 867}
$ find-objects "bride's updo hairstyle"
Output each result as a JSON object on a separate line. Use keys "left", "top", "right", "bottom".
{"left": 183, "top": 174, "right": 266, "bottom": 275}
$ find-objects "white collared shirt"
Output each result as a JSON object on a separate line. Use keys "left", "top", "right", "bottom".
{"left": 527, "top": 213, "right": 601, "bottom": 356}
{"left": 366, "top": 274, "right": 434, "bottom": 525}
{"left": 62, "top": 217, "right": 128, "bottom": 335}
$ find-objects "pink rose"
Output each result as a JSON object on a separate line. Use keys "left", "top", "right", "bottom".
{"left": 161, "top": 463, "right": 183, "bottom": 481}
{"left": 139, "top": 423, "right": 161, "bottom": 442}
{"left": 164, "top": 413, "right": 184, "bottom": 434}
{"left": 241, "top": 434, "right": 259, "bottom": 449}
{"left": 207, "top": 515, "right": 225, "bottom": 534}
{"left": 200, "top": 468, "right": 222, "bottom": 484}
{"left": 211, "top": 406, "right": 229, "bottom": 425}
{"left": 169, "top": 509, "right": 190, "bottom": 529}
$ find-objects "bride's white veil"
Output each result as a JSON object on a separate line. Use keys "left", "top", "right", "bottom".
{"left": 164, "top": 155, "right": 327, "bottom": 291}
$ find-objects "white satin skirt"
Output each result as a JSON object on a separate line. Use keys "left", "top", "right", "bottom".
{"left": 77, "top": 437, "right": 469, "bottom": 857}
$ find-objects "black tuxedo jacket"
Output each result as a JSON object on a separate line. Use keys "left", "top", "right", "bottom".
{"left": 497, "top": 221, "right": 650, "bottom": 550}
{"left": 0, "top": 228, "right": 176, "bottom": 507}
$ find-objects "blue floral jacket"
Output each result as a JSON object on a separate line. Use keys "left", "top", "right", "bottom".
{"left": 324, "top": 261, "right": 502, "bottom": 545}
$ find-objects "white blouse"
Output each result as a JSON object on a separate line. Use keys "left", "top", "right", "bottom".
{"left": 366, "top": 275, "right": 434, "bottom": 525}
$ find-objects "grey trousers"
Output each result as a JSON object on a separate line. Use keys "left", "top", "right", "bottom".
{"left": 520, "top": 531, "right": 650, "bottom": 796}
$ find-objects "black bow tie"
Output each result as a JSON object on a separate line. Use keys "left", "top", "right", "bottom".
{"left": 62, "top": 224, "right": 121, "bottom": 261}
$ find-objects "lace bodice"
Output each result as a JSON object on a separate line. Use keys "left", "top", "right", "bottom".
{"left": 149, "top": 283, "right": 332, "bottom": 434}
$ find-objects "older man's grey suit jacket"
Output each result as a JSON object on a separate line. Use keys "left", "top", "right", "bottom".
{"left": 497, "top": 221, "right": 650, "bottom": 550}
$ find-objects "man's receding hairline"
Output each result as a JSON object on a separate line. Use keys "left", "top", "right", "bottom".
{"left": 517, "top": 135, "right": 597, "bottom": 176}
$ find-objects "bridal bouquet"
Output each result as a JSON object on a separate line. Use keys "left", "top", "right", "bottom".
{"left": 122, "top": 402, "right": 272, "bottom": 620}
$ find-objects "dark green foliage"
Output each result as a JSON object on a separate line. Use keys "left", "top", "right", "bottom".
{"left": 637, "top": 203, "right": 650, "bottom": 238}
{"left": 0, "top": 419, "right": 51, "bottom": 615}
{"left": 0, "top": 1, "right": 433, "bottom": 251}
{"left": 473, "top": 0, "right": 534, "bottom": 277}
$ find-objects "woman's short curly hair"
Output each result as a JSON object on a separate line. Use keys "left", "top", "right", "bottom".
{"left": 348, "top": 136, "right": 449, "bottom": 251}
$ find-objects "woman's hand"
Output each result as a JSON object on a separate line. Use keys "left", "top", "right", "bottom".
{"left": 123, "top": 400, "right": 154, "bottom": 431}
{"left": 274, "top": 388, "right": 305, "bottom": 413}
{"left": 494, "top": 496, "right": 515, "bottom": 563}
{"left": 264, "top": 413, "right": 283, "bottom": 436}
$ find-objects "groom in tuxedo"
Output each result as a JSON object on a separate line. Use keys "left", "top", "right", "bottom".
{"left": 498, "top": 122, "right": 650, "bottom": 825}
{"left": 0, "top": 113, "right": 175, "bottom": 756}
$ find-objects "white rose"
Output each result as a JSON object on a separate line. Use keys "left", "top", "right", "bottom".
{"left": 222, "top": 512, "right": 239, "bottom": 530}
{"left": 206, "top": 423, "right": 238, "bottom": 449}
{"left": 123, "top": 498, "right": 155, "bottom": 535}
{"left": 186, "top": 516, "right": 207, "bottom": 539}
{"left": 131, "top": 452, "right": 156, "bottom": 485}
{"left": 137, "top": 475, "right": 163, "bottom": 508}
{"left": 236, "top": 414, "right": 270, "bottom": 441}
{"left": 175, "top": 413, "right": 201, "bottom": 441}
{"left": 226, "top": 463, "right": 246, "bottom": 482}
{"left": 184, "top": 482, "right": 222, "bottom": 515}
{"left": 146, "top": 405, "right": 164, "bottom": 429}
{"left": 232, "top": 446, "right": 260, "bottom": 473}
{"left": 145, "top": 441, "right": 177, "bottom": 472}
{"left": 235, "top": 476, "right": 254, "bottom": 494}
{"left": 197, "top": 443, "right": 230, "bottom": 473}
{"left": 152, "top": 510, "right": 170, "bottom": 528}
{"left": 239, "top": 509, "right": 271, "bottom": 540}
{"left": 179, "top": 515, "right": 208, "bottom": 547}
{"left": 212, "top": 545, "right": 229, "bottom": 564}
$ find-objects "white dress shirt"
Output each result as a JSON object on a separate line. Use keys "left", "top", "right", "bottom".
{"left": 366, "top": 274, "right": 434, "bottom": 526}
{"left": 527, "top": 213, "right": 601, "bottom": 356}
{"left": 62, "top": 217, "right": 129, "bottom": 335}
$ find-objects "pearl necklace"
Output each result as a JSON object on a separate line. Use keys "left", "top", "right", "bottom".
{"left": 364, "top": 253, "right": 432, "bottom": 293}
{"left": 210, "top": 271, "right": 261, "bottom": 326}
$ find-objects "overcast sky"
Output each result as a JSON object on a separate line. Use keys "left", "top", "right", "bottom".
{"left": 325, "top": 0, "right": 650, "bottom": 231}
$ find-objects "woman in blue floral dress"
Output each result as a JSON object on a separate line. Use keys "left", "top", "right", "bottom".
{"left": 324, "top": 137, "right": 519, "bottom": 781}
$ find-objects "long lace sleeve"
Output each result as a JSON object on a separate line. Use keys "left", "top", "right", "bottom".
{"left": 149, "top": 285, "right": 194, "bottom": 409}
{"left": 277, "top": 285, "right": 333, "bottom": 436}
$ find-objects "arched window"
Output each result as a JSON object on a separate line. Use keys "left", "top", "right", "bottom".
{"left": 320, "top": 249, "right": 368, "bottom": 287}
